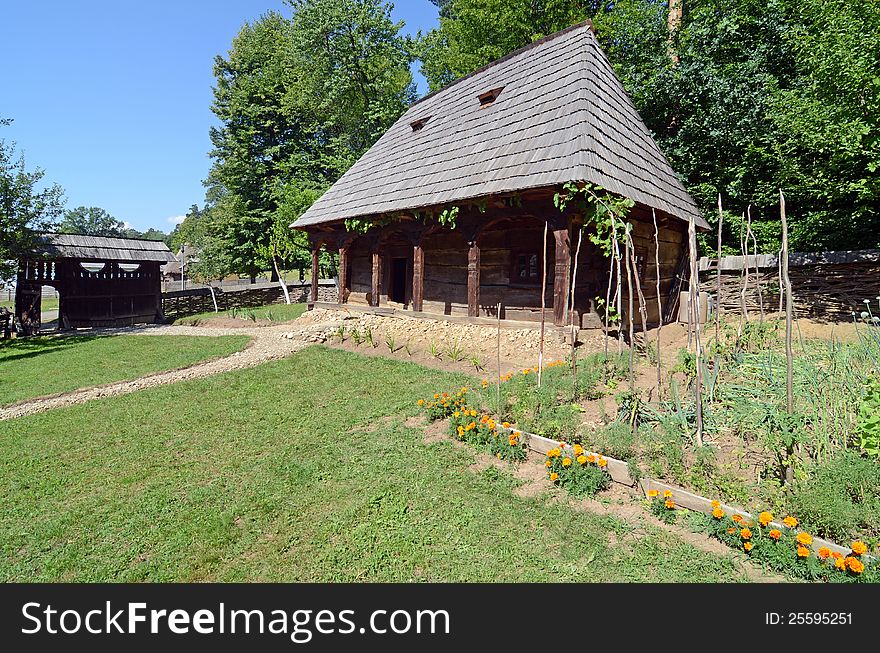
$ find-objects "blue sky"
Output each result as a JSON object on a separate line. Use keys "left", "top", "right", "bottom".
{"left": 1, "top": 1, "right": 439, "bottom": 233}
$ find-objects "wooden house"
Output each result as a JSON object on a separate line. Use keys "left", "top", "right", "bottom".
{"left": 293, "top": 21, "right": 707, "bottom": 329}
{"left": 14, "top": 233, "right": 176, "bottom": 334}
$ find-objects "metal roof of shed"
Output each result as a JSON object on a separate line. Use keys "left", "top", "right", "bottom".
{"left": 294, "top": 20, "right": 706, "bottom": 230}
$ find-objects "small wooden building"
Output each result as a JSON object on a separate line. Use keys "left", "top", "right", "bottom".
{"left": 293, "top": 21, "right": 707, "bottom": 329}
{"left": 14, "top": 233, "right": 176, "bottom": 334}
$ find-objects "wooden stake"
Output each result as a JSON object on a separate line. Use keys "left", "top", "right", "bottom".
{"left": 627, "top": 232, "right": 649, "bottom": 387}
{"left": 611, "top": 214, "right": 624, "bottom": 355}
{"left": 652, "top": 209, "right": 662, "bottom": 394}
{"left": 538, "top": 221, "right": 548, "bottom": 387}
{"left": 747, "top": 206, "right": 764, "bottom": 321}
{"left": 624, "top": 228, "right": 635, "bottom": 389}
{"left": 780, "top": 190, "right": 794, "bottom": 483}
{"left": 569, "top": 223, "right": 584, "bottom": 393}
{"left": 715, "top": 195, "right": 723, "bottom": 346}
{"left": 496, "top": 301, "right": 502, "bottom": 413}
{"left": 688, "top": 213, "right": 704, "bottom": 446}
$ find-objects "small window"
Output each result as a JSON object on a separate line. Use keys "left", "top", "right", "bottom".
{"left": 80, "top": 262, "right": 105, "bottom": 273}
{"left": 478, "top": 87, "right": 504, "bottom": 107}
{"left": 118, "top": 263, "right": 141, "bottom": 273}
{"left": 410, "top": 116, "right": 431, "bottom": 132}
{"left": 512, "top": 252, "right": 541, "bottom": 286}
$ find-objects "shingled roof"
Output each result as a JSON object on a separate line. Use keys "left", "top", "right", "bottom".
{"left": 34, "top": 233, "right": 177, "bottom": 263}
{"left": 293, "top": 20, "right": 706, "bottom": 230}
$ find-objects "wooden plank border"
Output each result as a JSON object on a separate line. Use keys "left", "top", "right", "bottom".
{"left": 490, "top": 425, "right": 866, "bottom": 559}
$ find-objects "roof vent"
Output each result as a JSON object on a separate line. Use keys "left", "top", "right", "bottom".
{"left": 478, "top": 87, "right": 504, "bottom": 107}
{"left": 410, "top": 116, "right": 431, "bottom": 132}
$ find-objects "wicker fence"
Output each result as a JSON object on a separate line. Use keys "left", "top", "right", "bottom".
{"left": 161, "top": 280, "right": 337, "bottom": 320}
{"left": 698, "top": 250, "right": 880, "bottom": 321}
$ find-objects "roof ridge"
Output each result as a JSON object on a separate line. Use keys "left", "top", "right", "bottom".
{"left": 410, "top": 19, "right": 595, "bottom": 109}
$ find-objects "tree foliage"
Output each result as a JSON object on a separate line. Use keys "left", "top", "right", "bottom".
{"left": 0, "top": 120, "right": 65, "bottom": 281}
{"left": 192, "top": 0, "right": 415, "bottom": 280}
{"left": 59, "top": 206, "right": 126, "bottom": 238}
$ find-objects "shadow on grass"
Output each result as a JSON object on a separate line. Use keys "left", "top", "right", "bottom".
{"left": 0, "top": 335, "right": 104, "bottom": 364}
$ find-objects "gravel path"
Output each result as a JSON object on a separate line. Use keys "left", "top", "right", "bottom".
{"left": 0, "top": 319, "right": 343, "bottom": 421}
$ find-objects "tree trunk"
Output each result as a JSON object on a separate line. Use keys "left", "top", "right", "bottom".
{"left": 667, "top": 0, "right": 684, "bottom": 64}
{"left": 273, "top": 255, "right": 291, "bottom": 305}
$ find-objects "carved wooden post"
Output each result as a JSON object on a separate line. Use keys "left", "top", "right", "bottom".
{"left": 310, "top": 245, "right": 320, "bottom": 306}
{"left": 337, "top": 243, "right": 349, "bottom": 305}
{"left": 412, "top": 242, "right": 424, "bottom": 312}
{"left": 553, "top": 224, "right": 571, "bottom": 326}
{"left": 371, "top": 250, "right": 381, "bottom": 307}
{"left": 467, "top": 240, "right": 480, "bottom": 318}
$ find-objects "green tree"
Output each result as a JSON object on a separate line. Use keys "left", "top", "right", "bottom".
{"left": 418, "top": 0, "right": 602, "bottom": 91}
{"left": 0, "top": 120, "right": 65, "bottom": 281}
{"left": 59, "top": 206, "right": 126, "bottom": 237}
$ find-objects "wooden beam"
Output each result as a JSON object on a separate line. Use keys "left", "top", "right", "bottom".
{"left": 412, "top": 243, "right": 424, "bottom": 312}
{"left": 553, "top": 225, "right": 570, "bottom": 326}
{"left": 310, "top": 246, "right": 319, "bottom": 306}
{"left": 337, "top": 245, "right": 349, "bottom": 305}
{"left": 371, "top": 250, "right": 381, "bottom": 307}
{"left": 467, "top": 240, "right": 480, "bottom": 317}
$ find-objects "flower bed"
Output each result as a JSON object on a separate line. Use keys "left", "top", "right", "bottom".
{"left": 419, "top": 389, "right": 527, "bottom": 462}
{"left": 418, "top": 385, "right": 879, "bottom": 583}
{"left": 697, "top": 507, "right": 877, "bottom": 582}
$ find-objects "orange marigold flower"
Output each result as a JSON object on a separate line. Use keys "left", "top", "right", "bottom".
{"left": 796, "top": 532, "right": 813, "bottom": 546}
{"left": 453, "top": 411, "right": 460, "bottom": 418}
{"left": 573, "top": 444, "right": 584, "bottom": 456}
{"left": 545, "top": 460, "right": 551, "bottom": 468}
{"left": 586, "top": 454, "right": 596, "bottom": 464}
{"left": 433, "top": 394, "right": 440, "bottom": 400}
{"left": 732, "top": 515, "right": 744, "bottom": 524}
{"left": 727, "top": 528, "right": 737, "bottom": 534}
{"left": 711, "top": 500, "right": 721, "bottom": 509}
{"left": 831, "top": 551, "right": 843, "bottom": 560}
{"left": 851, "top": 541, "right": 868, "bottom": 556}
{"left": 744, "top": 542, "right": 753, "bottom": 552}
{"left": 482, "top": 380, "right": 489, "bottom": 388}
{"left": 663, "top": 490, "right": 673, "bottom": 498}
{"left": 797, "top": 545, "right": 810, "bottom": 558}
{"left": 577, "top": 455, "right": 588, "bottom": 465}
{"left": 740, "top": 528, "right": 752, "bottom": 540}
{"left": 768, "top": 529, "right": 782, "bottom": 541}
{"left": 817, "top": 547, "right": 831, "bottom": 560}
{"left": 712, "top": 508, "right": 724, "bottom": 519}
{"left": 846, "top": 557, "right": 865, "bottom": 574}
{"left": 417, "top": 399, "right": 425, "bottom": 406}
{"left": 508, "top": 436, "right": 518, "bottom": 446}
{"left": 758, "top": 511, "right": 773, "bottom": 527}
{"left": 647, "top": 490, "right": 659, "bottom": 498}
{"left": 502, "top": 422, "right": 510, "bottom": 429}
{"left": 665, "top": 499, "right": 675, "bottom": 509}
{"left": 562, "top": 457, "right": 572, "bottom": 467}
{"left": 835, "top": 557, "right": 847, "bottom": 570}
{"left": 549, "top": 472, "right": 559, "bottom": 482}
{"left": 597, "top": 458, "right": 608, "bottom": 468}
{"left": 783, "top": 516, "right": 798, "bottom": 528}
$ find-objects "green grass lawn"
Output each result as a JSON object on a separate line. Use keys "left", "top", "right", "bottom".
{"left": 0, "top": 297, "right": 59, "bottom": 312}
{"left": 0, "top": 346, "right": 746, "bottom": 582}
{"left": 0, "top": 334, "right": 251, "bottom": 406}
{"left": 174, "top": 302, "right": 307, "bottom": 325}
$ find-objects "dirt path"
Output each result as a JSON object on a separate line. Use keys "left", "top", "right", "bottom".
{"left": 0, "top": 319, "right": 344, "bottom": 421}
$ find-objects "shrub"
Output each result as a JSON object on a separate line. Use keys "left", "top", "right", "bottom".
{"left": 856, "top": 375, "right": 880, "bottom": 458}
{"left": 789, "top": 450, "right": 880, "bottom": 541}
{"left": 588, "top": 421, "right": 636, "bottom": 460}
